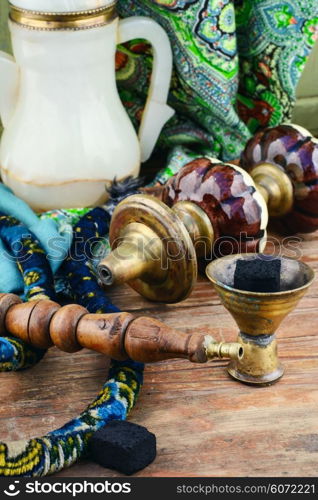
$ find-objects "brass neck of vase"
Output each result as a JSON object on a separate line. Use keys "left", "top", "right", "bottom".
{"left": 9, "top": 3, "right": 118, "bottom": 31}
{"left": 251, "top": 163, "right": 293, "bottom": 217}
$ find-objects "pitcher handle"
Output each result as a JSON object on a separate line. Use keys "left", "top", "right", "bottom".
{"left": 118, "top": 16, "right": 175, "bottom": 162}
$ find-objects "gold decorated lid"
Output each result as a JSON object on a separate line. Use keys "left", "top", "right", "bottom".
{"left": 9, "top": 0, "right": 117, "bottom": 30}
{"left": 10, "top": 1, "right": 116, "bottom": 12}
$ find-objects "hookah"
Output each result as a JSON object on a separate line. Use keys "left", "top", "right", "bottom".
{"left": 0, "top": 0, "right": 315, "bottom": 480}
{"left": 0, "top": 124, "right": 316, "bottom": 477}
{"left": 98, "top": 124, "right": 318, "bottom": 303}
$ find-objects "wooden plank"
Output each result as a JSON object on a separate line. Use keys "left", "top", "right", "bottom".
{"left": 1, "top": 231, "right": 318, "bottom": 477}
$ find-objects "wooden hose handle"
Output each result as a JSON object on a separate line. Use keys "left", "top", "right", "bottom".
{"left": 0, "top": 294, "right": 243, "bottom": 364}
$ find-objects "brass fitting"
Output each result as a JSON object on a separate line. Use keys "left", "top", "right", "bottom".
{"left": 204, "top": 336, "right": 244, "bottom": 362}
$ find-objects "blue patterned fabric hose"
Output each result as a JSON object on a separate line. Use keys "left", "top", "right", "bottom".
{"left": 0, "top": 203, "right": 144, "bottom": 477}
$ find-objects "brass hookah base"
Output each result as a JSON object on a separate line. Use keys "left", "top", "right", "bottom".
{"left": 228, "top": 332, "right": 284, "bottom": 386}
{"left": 206, "top": 254, "right": 315, "bottom": 385}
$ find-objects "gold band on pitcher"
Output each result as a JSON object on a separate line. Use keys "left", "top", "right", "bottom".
{"left": 9, "top": 3, "right": 118, "bottom": 31}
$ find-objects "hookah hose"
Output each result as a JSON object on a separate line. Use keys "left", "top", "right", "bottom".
{"left": 0, "top": 207, "right": 144, "bottom": 477}
{"left": 0, "top": 214, "right": 54, "bottom": 372}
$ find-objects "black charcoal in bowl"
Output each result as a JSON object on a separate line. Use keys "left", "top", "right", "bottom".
{"left": 208, "top": 255, "right": 311, "bottom": 293}
{"left": 234, "top": 257, "right": 281, "bottom": 292}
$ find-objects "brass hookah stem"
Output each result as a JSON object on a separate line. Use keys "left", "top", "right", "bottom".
{"left": 98, "top": 222, "right": 167, "bottom": 286}
{"left": 249, "top": 163, "right": 294, "bottom": 217}
{"left": 99, "top": 201, "right": 215, "bottom": 287}
{"left": 171, "top": 201, "right": 215, "bottom": 258}
{"left": 0, "top": 294, "right": 243, "bottom": 364}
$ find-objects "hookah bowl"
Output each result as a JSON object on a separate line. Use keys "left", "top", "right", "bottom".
{"left": 206, "top": 254, "right": 315, "bottom": 385}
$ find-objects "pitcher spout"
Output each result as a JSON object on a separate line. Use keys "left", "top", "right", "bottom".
{"left": 0, "top": 52, "right": 19, "bottom": 128}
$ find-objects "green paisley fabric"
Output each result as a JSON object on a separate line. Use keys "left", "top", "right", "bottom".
{"left": 0, "top": 2, "right": 10, "bottom": 55}
{"left": 116, "top": 0, "right": 318, "bottom": 161}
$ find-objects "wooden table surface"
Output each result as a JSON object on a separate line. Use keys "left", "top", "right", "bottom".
{"left": 1, "top": 228, "right": 318, "bottom": 478}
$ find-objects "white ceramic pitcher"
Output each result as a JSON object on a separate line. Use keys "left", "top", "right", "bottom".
{"left": 0, "top": 0, "right": 174, "bottom": 210}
